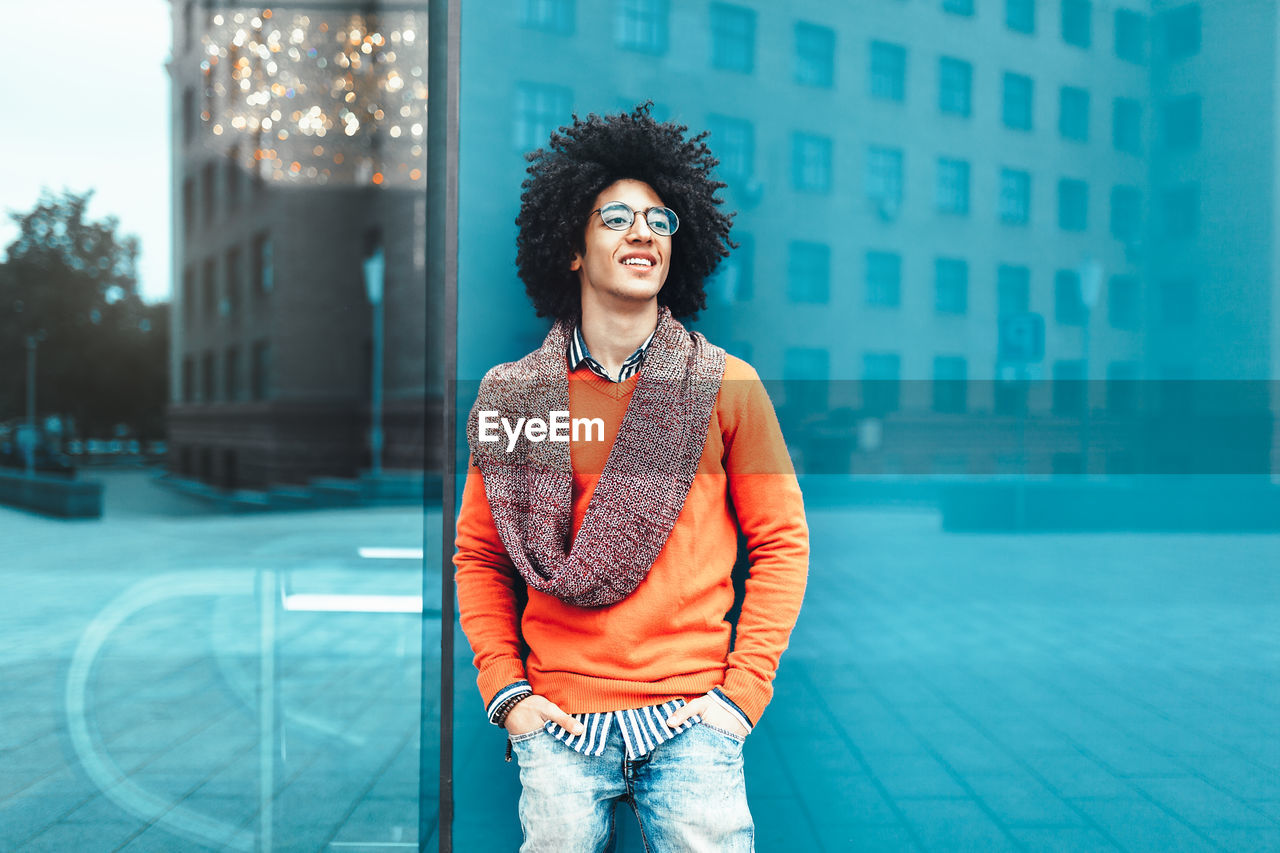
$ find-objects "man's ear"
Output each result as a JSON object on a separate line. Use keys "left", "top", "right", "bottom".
{"left": 569, "top": 251, "right": 582, "bottom": 272}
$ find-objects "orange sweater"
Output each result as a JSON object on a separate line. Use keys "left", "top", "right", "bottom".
{"left": 454, "top": 354, "right": 809, "bottom": 725}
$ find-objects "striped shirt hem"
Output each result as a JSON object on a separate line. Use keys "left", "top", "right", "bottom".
{"left": 546, "top": 698, "right": 702, "bottom": 759}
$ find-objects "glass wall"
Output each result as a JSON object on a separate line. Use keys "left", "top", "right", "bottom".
{"left": 451, "top": 1, "right": 1280, "bottom": 850}
{"left": 0, "top": 2, "right": 437, "bottom": 851}
{"left": 4, "top": 1, "right": 1280, "bottom": 851}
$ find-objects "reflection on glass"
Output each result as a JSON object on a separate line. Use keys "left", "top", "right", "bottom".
{"left": 1, "top": 1, "right": 434, "bottom": 851}
{"left": 453, "top": 1, "right": 1280, "bottom": 849}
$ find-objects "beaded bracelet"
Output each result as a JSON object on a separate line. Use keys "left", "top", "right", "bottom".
{"left": 491, "top": 691, "right": 533, "bottom": 727}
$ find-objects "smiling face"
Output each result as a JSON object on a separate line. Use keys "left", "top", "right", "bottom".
{"left": 570, "top": 179, "right": 673, "bottom": 316}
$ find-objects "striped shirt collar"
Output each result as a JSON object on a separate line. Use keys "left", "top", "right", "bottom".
{"left": 568, "top": 323, "right": 656, "bottom": 383}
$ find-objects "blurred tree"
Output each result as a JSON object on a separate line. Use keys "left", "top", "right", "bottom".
{"left": 0, "top": 189, "right": 169, "bottom": 441}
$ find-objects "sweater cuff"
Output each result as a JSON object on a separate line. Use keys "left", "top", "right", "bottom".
{"left": 486, "top": 680, "right": 533, "bottom": 726}
{"left": 477, "top": 657, "right": 529, "bottom": 711}
{"left": 719, "top": 668, "right": 773, "bottom": 727}
{"left": 709, "top": 687, "right": 755, "bottom": 733}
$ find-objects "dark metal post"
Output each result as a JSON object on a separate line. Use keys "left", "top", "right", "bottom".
{"left": 25, "top": 336, "right": 37, "bottom": 478}
{"left": 363, "top": 245, "right": 387, "bottom": 477}
{"left": 425, "top": 0, "right": 459, "bottom": 850}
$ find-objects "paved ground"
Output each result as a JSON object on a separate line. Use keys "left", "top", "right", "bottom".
{"left": 1, "top": 470, "right": 432, "bottom": 852}
{"left": 2, "top": 469, "right": 1279, "bottom": 851}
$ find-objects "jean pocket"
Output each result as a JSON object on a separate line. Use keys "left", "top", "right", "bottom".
{"left": 509, "top": 727, "right": 547, "bottom": 744}
{"left": 701, "top": 722, "right": 747, "bottom": 745}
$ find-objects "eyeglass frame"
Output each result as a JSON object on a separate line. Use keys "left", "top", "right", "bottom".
{"left": 589, "top": 201, "right": 680, "bottom": 236}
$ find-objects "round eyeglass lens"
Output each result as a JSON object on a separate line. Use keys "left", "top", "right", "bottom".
{"left": 598, "top": 202, "right": 635, "bottom": 230}
{"left": 647, "top": 207, "right": 678, "bottom": 236}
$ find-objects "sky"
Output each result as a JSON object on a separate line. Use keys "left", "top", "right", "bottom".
{"left": 0, "top": 0, "right": 172, "bottom": 303}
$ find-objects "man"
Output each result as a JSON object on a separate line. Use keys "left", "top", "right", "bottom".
{"left": 455, "top": 104, "right": 808, "bottom": 852}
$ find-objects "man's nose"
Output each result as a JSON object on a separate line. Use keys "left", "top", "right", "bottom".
{"left": 626, "top": 215, "right": 654, "bottom": 240}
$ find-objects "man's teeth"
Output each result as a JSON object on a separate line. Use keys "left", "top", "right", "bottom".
{"left": 622, "top": 258, "right": 653, "bottom": 266}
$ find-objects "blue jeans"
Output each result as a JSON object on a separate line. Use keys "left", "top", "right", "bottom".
{"left": 509, "top": 721, "right": 755, "bottom": 852}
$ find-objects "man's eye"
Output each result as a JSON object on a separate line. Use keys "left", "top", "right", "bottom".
{"left": 604, "top": 214, "right": 630, "bottom": 227}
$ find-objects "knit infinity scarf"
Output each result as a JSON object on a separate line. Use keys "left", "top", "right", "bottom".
{"left": 466, "top": 307, "right": 726, "bottom": 608}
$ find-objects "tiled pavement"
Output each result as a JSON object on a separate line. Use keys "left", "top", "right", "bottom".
{"left": 1, "top": 471, "right": 431, "bottom": 852}
{"left": 3, "top": 470, "right": 1280, "bottom": 851}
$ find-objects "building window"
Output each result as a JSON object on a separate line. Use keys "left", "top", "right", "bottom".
{"left": 869, "top": 41, "right": 907, "bottom": 102}
{"left": 522, "top": 0, "right": 575, "bottom": 33}
{"left": 1114, "top": 9, "right": 1147, "bottom": 63}
{"left": 182, "top": 356, "right": 194, "bottom": 404}
{"left": 1058, "top": 178, "right": 1088, "bottom": 231}
{"left": 943, "top": 0, "right": 974, "bottom": 16}
{"left": 514, "top": 82, "right": 573, "bottom": 151}
{"left": 866, "top": 251, "right": 901, "bottom": 307}
{"left": 995, "top": 377, "right": 1030, "bottom": 416}
{"left": 999, "top": 168, "right": 1031, "bottom": 225}
{"left": 1113, "top": 97, "right": 1142, "bottom": 154}
{"left": 1053, "top": 360, "right": 1086, "bottom": 415}
{"left": 932, "top": 356, "right": 968, "bottom": 413}
{"left": 202, "top": 351, "right": 217, "bottom": 403}
{"left": 615, "top": 0, "right": 667, "bottom": 53}
{"left": 783, "top": 347, "right": 829, "bottom": 380}
{"left": 707, "top": 115, "right": 754, "bottom": 182}
{"left": 783, "top": 347, "right": 830, "bottom": 414}
{"left": 863, "top": 353, "right": 901, "bottom": 414}
{"left": 225, "top": 247, "right": 241, "bottom": 323}
{"left": 866, "top": 146, "right": 904, "bottom": 215}
{"left": 201, "top": 162, "right": 216, "bottom": 225}
{"left": 182, "top": 266, "right": 195, "bottom": 329}
{"left": 202, "top": 258, "right": 217, "bottom": 324}
{"left": 182, "top": 178, "right": 195, "bottom": 236}
{"left": 1054, "top": 269, "right": 1086, "bottom": 325}
{"left": 1161, "top": 3, "right": 1200, "bottom": 60}
{"left": 1002, "top": 73, "right": 1033, "bottom": 131}
{"left": 224, "top": 348, "right": 240, "bottom": 402}
{"left": 792, "top": 133, "right": 832, "bottom": 193}
{"left": 1108, "top": 275, "right": 1140, "bottom": 329}
{"left": 1160, "top": 278, "right": 1195, "bottom": 325}
{"left": 1158, "top": 363, "right": 1195, "bottom": 416}
{"left": 1110, "top": 186, "right": 1142, "bottom": 242}
{"left": 1006, "top": 0, "right": 1035, "bottom": 33}
{"left": 251, "top": 341, "right": 271, "bottom": 401}
{"left": 1107, "top": 361, "right": 1140, "bottom": 413}
{"left": 183, "top": 87, "right": 196, "bottom": 146}
{"left": 938, "top": 57, "right": 972, "bottom": 117}
{"left": 1162, "top": 184, "right": 1199, "bottom": 238}
{"left": 935, "top": 258, "right": 968, "bottom": 314}
{"left": 787, "top": 242, "right": 830, "bottom": 304}
{"left": 1059, "top": 86, "right": 1090, "bottom": 141}
{"left": 710, "top": 3, "right": 754, "bottom": 72}
{"left": 224, "top": 154, "right": 240, "bottom": 212}
{"left": 1062, "top": 0, "right": 1092, "bottom": 48}
{"left": 936, "top": 158, "right": 970, "bottom": 216}
{"left": 253, "top": 233, "right": 273, "bottom": 295}
{"left": 998, "top": 264, "right": 1030, "bottom": 315}
{"left": 709, "top": 234, "right": 753, "bottom": 302}
{"left": 183, "top": 1, "right": 195, "bottom": 52}
{"left": 1162, "top": 95, "right": 1201, "bottom": 150}
{"left": 794, "top": 22, "right": 835, "bottom": 87}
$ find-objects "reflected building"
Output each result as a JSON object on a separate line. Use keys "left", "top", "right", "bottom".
{"left": 166, "top": 2, "right": 439, "bottom": 490}
{"left": 459, "top": 0, "right": 1277, "bottom": 478}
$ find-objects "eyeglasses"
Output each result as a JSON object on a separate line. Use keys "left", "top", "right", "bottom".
{"left": 591, "top": 201, "right": 679, "bottom": 236}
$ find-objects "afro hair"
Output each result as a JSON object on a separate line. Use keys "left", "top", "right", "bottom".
{"left": 515, "top": 102, "right": 736, "bottom": 321}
